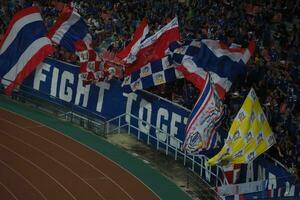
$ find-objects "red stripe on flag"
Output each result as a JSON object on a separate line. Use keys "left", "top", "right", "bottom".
{"left": 116, "top": 17, "right": 148, "bottom": 60}
{"left": 4, "top": 44, "right": 54, "bottom": 95}
{"left": 176, "top": 64, "right": 226, "bottom": 100}
{"left": 176, "top": 64, "right": 206, "bottom": 91}
{"left": 0, "top": 6, "right": 40, "bottom": 49}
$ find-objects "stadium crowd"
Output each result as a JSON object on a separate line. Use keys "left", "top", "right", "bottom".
{"left": 0, "top": 0, "right": 300, "bottom": 180}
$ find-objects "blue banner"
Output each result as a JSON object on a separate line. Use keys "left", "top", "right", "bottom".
{"left": 22, "top": 58, "right": 191, "bottom": 149}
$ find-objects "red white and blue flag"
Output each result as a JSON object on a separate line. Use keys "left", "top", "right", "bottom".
{"left": 0, "top": 6, "right": 53, "bottom": 95}
{"left": 116, "top": 17, "right": 149, "bottom": 63}
{"left": 182, "top": 73, "right": 224, "bottom": 153}
{"left": 47, "top": 5, "right": 91, "bottom": 53}
{"left": 124, "top": 17, "right": 180, "bottom": 76}
{"left": 175, "top": 39, "right": 255, "bottom": 99}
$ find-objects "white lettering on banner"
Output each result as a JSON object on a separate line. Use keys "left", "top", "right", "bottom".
{"left": 156, "top": 108, "right": 169, "bottom": 141}
{"left": 284, "top": 182, "right": 295, "bottom": 196}
{"left": 257, "top": 165, "right": 266, "bottom": 181}
{"left": 246, "top": 161, "right": 254, "bottom": 182}
{"left": 170, "top": 113, "right": 182, "bottom": 148}
{"left": 75, "top": 78, "right": 90, "bottom": 107}
{"left": 138, "top": 99, "right": 152, "bottom": 134}
{"left": 268, "top": 172, "right": 277, "bottom": 190}
{"left": 183, "top": 117, "right": 188, "bottom": 125}
{"left": 96, "top": 82, "right": 110, "bottom": 112}
{"left": 59, "top": 71, "right": 74, "bottom": 102}
{"left": 123, "top": 93, "right": 137, "bottom": 124}
{"left": 33, "top": 63, "right": 50, "bottom": 90}
{"left": 51, "top": 67, "right": 59, "bottom": 97}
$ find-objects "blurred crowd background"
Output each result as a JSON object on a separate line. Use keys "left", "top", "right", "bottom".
{"left": 1, "top": 0, "right": 300, "bottom": 180}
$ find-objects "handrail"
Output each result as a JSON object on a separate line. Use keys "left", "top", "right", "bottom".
{"left": 107, "top": 113, "right": 183, "bottom": 144}
{"left": 65, "top": 112, "right": 105, "bottom": 127}
{"left": 105, "top": 112, "right": 229, "bottom": 187}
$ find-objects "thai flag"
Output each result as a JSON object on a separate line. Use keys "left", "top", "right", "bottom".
{"left": 116, "top": 17, "right": 149, "bottom": 63}
{"left": 47, "top": 6, "right": 91, "bottom": 53}
{"left": 175, "top": 39, "right": 255, "bottom": 99}
{"left": 124, "top": 17, "right": 180, "bottom": 76}
{"left": 0, "top": 6, "right": 53, "bottom": 95}
{"left": 182, "top": 73, "right": 224, "bottom": 153}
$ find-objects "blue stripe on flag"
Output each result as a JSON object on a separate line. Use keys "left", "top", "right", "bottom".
{"left": 0, "top": 21, "right": 46, "bottom": 77}
{"left": 185, "top": 76, "right": 210, "bottom": 126}
{"left": 192, "top": 42, "right": 245, "bottom": 82}
{"left": 59, "top": 18, "right": 90, "bottom": 52}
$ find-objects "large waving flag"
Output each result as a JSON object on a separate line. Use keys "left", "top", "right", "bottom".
{"left": 208, "top": 88, "right": 276, "bottom": 166}
{"left": 0, "top": 6, "right": 53, "bottom": 95}
{"left": 116, "top": 17, "right": 149, "bottom": 63}
{"left": 47, "top": 5, "right": 91, "bottom": 53}
{"left": 175, "top": 39, "right": 255, "bottom": 99}
{"left": 124, "top": 17, "right": 180, "bottom": 76}
{"left": 182, "top": 73, "right": 224, "bottom": 153}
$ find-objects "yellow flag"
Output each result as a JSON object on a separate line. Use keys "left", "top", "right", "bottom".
{"left": 208, "top": 88, "right": 276, "bottom": 166}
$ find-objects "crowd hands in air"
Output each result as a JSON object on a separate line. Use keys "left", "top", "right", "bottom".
{"left": 1, "top": 0, "right": 300, "bottom": 179}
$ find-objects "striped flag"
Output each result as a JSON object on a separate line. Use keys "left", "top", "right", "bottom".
{"left": 116, "top": 17, "right": 149, "bottom": 63}
{"left": 47, "top": 5, "right": 91, "bottom": 53}
{"left": 182, "top": 73, "right": 224, "bottom": 153}
{"left": 0, "top": 6, "right": 53, "bottom": 95}
{"left": 172, "top": 39, "right": 255, "bottom": 99}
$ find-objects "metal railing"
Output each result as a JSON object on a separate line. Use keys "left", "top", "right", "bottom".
{"left": 104, "top": 112, "right": 229, "bottom": 187}
{"left": 63, "top": 112, "right": 106, "bottom": 136}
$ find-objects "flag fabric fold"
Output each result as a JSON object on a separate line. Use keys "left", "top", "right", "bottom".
{"left": 174, "top": 39, "right": 255, "bottom": 99}
{"left": 208, "top": 88, "right": 276, "bottom": 166}
{"left": 0, "top": 6, "right": 53, "bottom": 95}
{"left": 116, "top": 17, "right": 149, "bottom": 63}
{"left": 182, "top": 73, "right": 224, "bottom": 153}
{"left": 47, "top": 5, "right": 91, "bottom": 53}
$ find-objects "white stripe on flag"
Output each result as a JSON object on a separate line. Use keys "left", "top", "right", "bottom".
{"left": 83, "top": 33, "right": 92, "bottom": 47}
{"left": 209, "top": 71, "right": 232, "bottom": 92}
{"left": 202, "top": 39, "right": 245, "bottom": 62}
{"left": 124, "top": 24, "right": 149, "bottom": 63}
{"left": 2, "top": 37, "right": 52, "bottom": 86}
{"left": 182, "top": 58, "right": 232, "bottom": 93}
{"left": 241, "top": 48, "right": 251, "bottom": 64}
{"left": 51, "top": 11, "right": 81, "bottom": 44}
{"left": 0, "top": 13, "right": 42, "bottom": 54}
{"left": 139, "top": 17, "right": 178, "bottom": 49}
